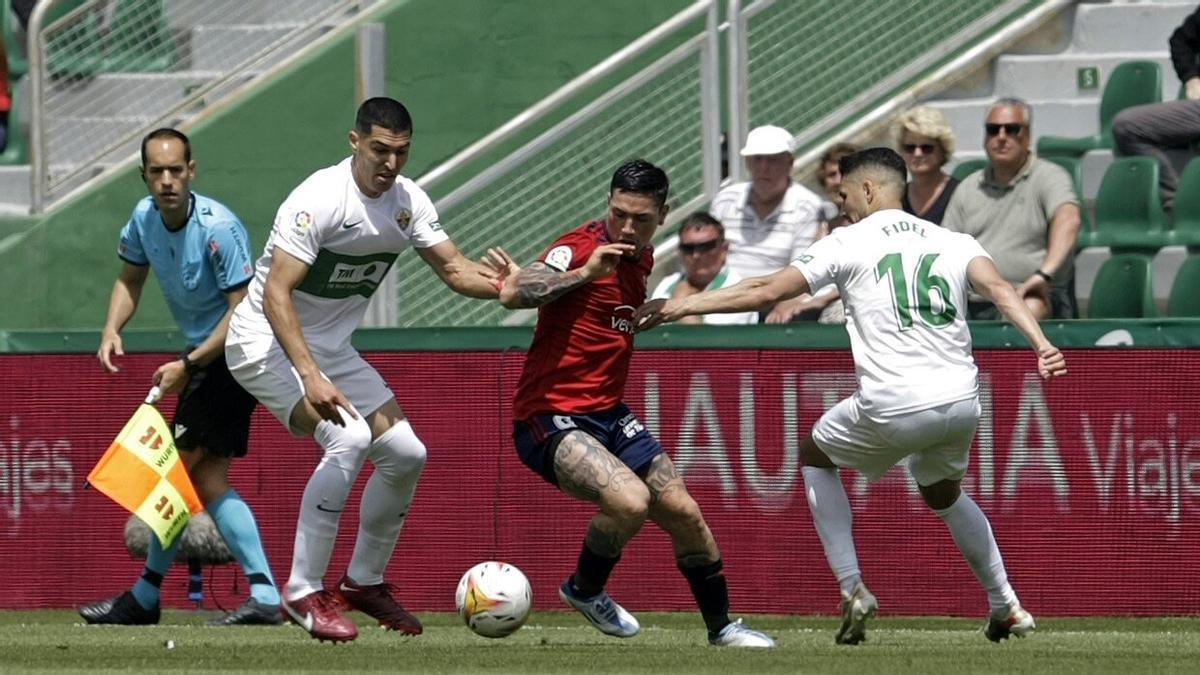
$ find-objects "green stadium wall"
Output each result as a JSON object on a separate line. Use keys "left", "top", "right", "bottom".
{"left": 0, "top": 0, "right": 690, "bottom": 332}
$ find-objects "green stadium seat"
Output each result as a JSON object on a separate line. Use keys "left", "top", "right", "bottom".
{"left": 1166, "top": 255, "right": 1200, "bottom": 317}
{"left": 101, "top": 0, "right": 176, "bottom": 73}
{"left": 0, "top": 79, "right": 26, "bottom": 165}
{"left": 1043, "top": 155, "right": 1091, "bottom": 232}
{"left": 1, "top": 0, "right": 28, "bottom": 78}
{"left": 42, "top": 1, "right": 102, "bottom": 79}
{"left": 1079, "top": 157, "right": 1167, "bottom": 251}
{"left": 951, "top": 158, "right": 987, "bottom": 182}
{"left": 1168, "top": 157, "right": 1200, "bottom": 248}
{"left": 1087, "top": 253, "right": 1157, "bottom": 318}
{"left": 1038, "top": 60, "right": 1162, "bottom": 158}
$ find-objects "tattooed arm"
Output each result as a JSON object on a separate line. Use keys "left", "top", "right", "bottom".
{"left": 492, "top": 242, "right": 634, "bottom": 309}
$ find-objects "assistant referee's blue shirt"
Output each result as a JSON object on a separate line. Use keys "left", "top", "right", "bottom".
{"left": 118, "top": 192, "right": 254, "bottom": 346}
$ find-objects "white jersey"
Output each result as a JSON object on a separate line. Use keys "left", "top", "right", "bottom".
{"left": 792, "top": 209, "right": 990, "bottom": 416}
{"left": 231, "top": 157, "right": 449, "bottom": 353}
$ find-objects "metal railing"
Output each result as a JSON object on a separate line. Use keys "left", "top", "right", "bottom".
{"left": 27, "top": 0, "right": 379, "bottom": 212}
{"left": 383, "top": 0, "right": 721, "bottom": 328}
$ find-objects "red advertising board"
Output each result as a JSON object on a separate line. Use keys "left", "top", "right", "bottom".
{"left": 1, "top": 349, "right": 1196, "bottom": 617}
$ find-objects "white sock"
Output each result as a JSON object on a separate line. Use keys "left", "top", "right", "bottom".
{"left": 934, "top": 492, "right": 1018, "bottom": 614}
{"left": 287, "top": 412, "right": 373, "bottom": 599}
{"left": 346, "top": 420, "right": 427, "bottom": 586}
{"left": 802, "top": 466, "right": 861, "bottom": 596}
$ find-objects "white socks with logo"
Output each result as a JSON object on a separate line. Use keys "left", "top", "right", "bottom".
{"left": 802, "top": 466, "right": 862, "bottom": 595}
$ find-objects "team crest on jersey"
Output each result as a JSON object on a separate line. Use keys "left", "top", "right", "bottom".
{"left": 394, "top": 208, "right": 411, "bottom": 228}
{"left": 545, "top": 245, "right": 573, "bottom": 272}
{"left": 293, "top": 210, "right": 313, "bottom": 232}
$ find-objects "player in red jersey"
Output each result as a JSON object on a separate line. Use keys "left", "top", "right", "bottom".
{"left": 485, "top": 160, "right": 774, "bottom": 648}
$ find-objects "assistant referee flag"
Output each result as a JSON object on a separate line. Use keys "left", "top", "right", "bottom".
{"left": 87, "top": 387, "right": 202, "bottom": 548}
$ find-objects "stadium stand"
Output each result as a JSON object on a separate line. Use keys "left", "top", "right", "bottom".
{"left": 950, "top": 157, "right": 986, "bottom": 182}
{"left": 1037, "top": 60, "right": 1164, "bottom": 158}
{"left": 1167, "top": 157, "right": 1200, "bottom": 247}
{"left": 1166, "top": 254, "right": 1200, "bottom": 316}
{"left": 1086, "top": 252, "right": 1157, "bottom": 318}
{"left": 1079, "top": 156, "right": 1167, "bottom": 251}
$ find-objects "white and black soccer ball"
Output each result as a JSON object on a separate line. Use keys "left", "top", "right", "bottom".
{"left": 454, "top": 561, "right": 532, "bottom": 638}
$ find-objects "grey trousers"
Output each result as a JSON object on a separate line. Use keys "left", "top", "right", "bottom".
{"left": 1111, "top": 99, "right": 1200, "bottom": 209}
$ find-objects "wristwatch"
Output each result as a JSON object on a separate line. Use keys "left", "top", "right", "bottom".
{"left": 1034, "top": 270, "right": 1053, "bottom": 283}
{"left": 180, "top": 352, "right": 201, "bottom": 375}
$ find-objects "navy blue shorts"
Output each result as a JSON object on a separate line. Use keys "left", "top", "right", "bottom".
{"left": 512, "top": 403, "right": 665, "bottom": 487}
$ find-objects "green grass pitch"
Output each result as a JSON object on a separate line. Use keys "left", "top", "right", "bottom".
{"left": 0, "top": 610, "right": 1197, "bottom": 674}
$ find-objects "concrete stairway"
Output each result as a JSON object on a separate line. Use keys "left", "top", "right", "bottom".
{"left": 0, "top": 0, "right": 355, "bottom": 213}
{"left": 920, "top": 0, "right": 1196, "bottom": 317}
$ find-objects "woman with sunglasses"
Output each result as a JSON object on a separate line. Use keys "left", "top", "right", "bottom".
{"left": 895, "top": 106, "right": 959, "bottom": 225}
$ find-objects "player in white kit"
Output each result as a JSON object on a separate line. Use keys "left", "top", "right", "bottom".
{"left": 635, "top": 147, "right": 1067, "bottom": 645}
{"left": 225, "top": 97, "right": 514, "bottom": 642}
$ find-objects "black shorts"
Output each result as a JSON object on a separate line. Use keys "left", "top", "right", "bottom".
{"left": 511, "top": 403, "right": 664, "bottom": 487}
{"left": 173, "top": 354, "right": 257, "bottom": 457}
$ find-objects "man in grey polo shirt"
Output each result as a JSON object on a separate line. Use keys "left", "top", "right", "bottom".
{"left": 942, "top": 98, "right": 1081, "bottom": 319}
{"left": 710, "top": 125, "right": 823, "bottom": 321}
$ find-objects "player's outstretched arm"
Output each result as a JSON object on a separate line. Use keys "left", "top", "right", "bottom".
{"left": 494, "top": 243, "right": 633, "bottom": 309}
{"left": 635, "top": 267, "right": 809, "bottom": 331}
{"left": 418, "top": 240, "right": 508, "bottom": 299}
{"left": 967, "top": 256, "right": 1067, "bottom": 379}
{"left": 98, "top": 263, "right": 150, "bottom": 373}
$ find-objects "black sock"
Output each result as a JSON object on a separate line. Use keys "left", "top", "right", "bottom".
{"left": 140, "top": 568, "right": 164, "bottom": 588}
{"left": 679, "top": 558, "right": 730, "bottom": 634}
{"left": 571, "top": 542, "right": 620, "bottom": 597}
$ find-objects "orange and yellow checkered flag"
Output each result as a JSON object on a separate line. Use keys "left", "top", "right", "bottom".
{"left": 87, "top": 387, "right": 202, "bottom": 548}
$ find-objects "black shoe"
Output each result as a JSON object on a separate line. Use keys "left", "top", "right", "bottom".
{"left": 79, "top": 591, "right": 160, "bottom": 625}
{"left": 208, "top": 597, "right": 284, "bottom": 626}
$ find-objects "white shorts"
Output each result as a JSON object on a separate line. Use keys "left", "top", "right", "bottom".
{"left": 811, "top": 395, "right": 980, "bottom": 485}
{"left": 225, "top": 330, "right": 393, "bottom": 434}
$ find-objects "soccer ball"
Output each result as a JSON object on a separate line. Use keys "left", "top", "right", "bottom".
{"left": 455, "top": 561, "right": 532, "bottom": 638}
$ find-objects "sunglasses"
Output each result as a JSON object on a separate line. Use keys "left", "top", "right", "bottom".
{"left": 985, "top": 123, "right": 1026, "bottom": 137}
{"left": 679, "top": 239, "right": 721, "bottom": 255}
{"left": 902, "top": 143, "right": 937, "bottom": 154}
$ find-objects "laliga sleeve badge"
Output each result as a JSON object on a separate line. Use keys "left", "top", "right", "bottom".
{"left": 545, "top": 245, "right": 573, "bottom": 272}
{"left": 394, "top": 208, "right": 412, "bottom": 229}
{"left": 293, "top": 210, "right": 313, "bottom": 232}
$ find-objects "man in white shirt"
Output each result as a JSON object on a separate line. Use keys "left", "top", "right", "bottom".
{"left": 709, "top": 125, "right": 823, "bottom": 321}
{"left": 636, "top": 147, "right": 1067, "bottom": 646}
{"left": 651, "top": 212, "right": 757, "bottom": 325}
{"left": 225, "top": 97, "right": 514, "bottom": 643}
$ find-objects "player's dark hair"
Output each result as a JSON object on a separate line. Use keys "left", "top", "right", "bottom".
{"left": 839, "top": 147, "right": 907, "bottom": 184}
{"left": 610, "top": 159, "right": 670, "bottom": 208}
{"left": 356, "top": 97, "right": 414, "bottom": 135}
{"left": 140, "top": 128, "right": 191, "bottom": 167}
{"left": 678, "top": 211, "right": 724, "bottom": 239}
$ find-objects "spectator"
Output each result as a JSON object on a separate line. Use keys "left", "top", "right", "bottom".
{"left": 1112, "top": 5, "right": 1200, "bottom": 211}
{"left": 710, "top": 125, "right": 823, "bottom": 320}
{"left": 896, "top": 106, "right": 959, "bottom": 224}
{"left": 0, "top": 27, "right": 10, "bottom": 153}
{"left": 651, "top": 212, "right": 757, "bottom": 325}
{"left": 941, "top": 98, "right": 1081, "bottom": 320}
{"left": 816, "top": 142, "right": 860, "bottom": 228}
{"left": 763, "top": 141, "right": 862, "bottom": 325}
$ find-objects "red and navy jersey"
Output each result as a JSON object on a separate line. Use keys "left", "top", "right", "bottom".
{"left": 512, "top": 220, "right": 654, "bottom": 421}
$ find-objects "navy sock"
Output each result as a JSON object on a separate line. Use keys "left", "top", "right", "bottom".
{"left": 571, "top": 542, "right": 620, "bottom": 598}
{"left": 679, "top": 558, "right": 730, "bottom": 635}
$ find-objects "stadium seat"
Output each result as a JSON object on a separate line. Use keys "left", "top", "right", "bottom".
{"left": 1043, "top": 155, "right": 1091, "bottom": 232}
{"left": 1167, "top": 255, "right": 1200, "bottom": 317}
{"left": 951, "top": 158, "right": 987, "bottom": 182}
{"left": 1079, "top": 157, "right": 1167, "bottom": 251}
{"left": 1087, "top": 253, "right": 1157, "bottom": 318}
{"left": 101, "top": 0, "right": 176, "bottom": 73}
{"left": 42, "top": 1, "right": 102, "bottom": 79}
{"left": 1168, "top": 157, "right": 1200, "bottom": 248}
{"left": 0, "top": 79, "right": 26, "bottom": 165}
{"left": 1037, "top": 60, "right": 1162, "bottom": 158}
